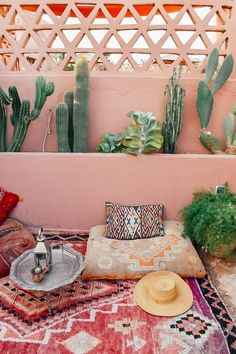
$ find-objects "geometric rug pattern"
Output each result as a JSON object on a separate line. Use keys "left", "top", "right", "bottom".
{"left": 0, "top": 238, "right": 235, "bottom": 353}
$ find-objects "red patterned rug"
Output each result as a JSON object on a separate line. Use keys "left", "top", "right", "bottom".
{"left": 0, "top": 236, "right": 235, "bottom": 354}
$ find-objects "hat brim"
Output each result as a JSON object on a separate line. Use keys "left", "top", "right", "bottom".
{"left": 134, "top": 271, "right": 193, "bottom": 316}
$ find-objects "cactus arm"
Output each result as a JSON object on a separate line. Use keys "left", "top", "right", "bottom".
{"left": 0, "top": 101, "right": 7, "bottom": 151}
{"left": 64, "top": 90, "right": 74, "bottom": 151}
{"left": 211, "top": 54, "right": 234, "bottom": 94}
{"left": 9, "top": 86, "right": 21, "bottom": 126}
{"left": 196, "top": 81, "right": 213, "bottom": 129}
{"left": 73, "top": 57, "right": 90, "bottom": 153}
{"left": 205, "top": 48, "right": 219, "bottom": 85}
{"left": 45, "top": 82, "right": 55, "bottom": 96}
{"left": 0, "top": 87, "right": 12, "bottom": 105}
{"left": 31, "top": 76, "right": 55, "bottom": 120}
{"left": 7, "top": 100, "right": 31, "bottom": 152}
{"left": 223, "top": 112, "right": 235, "bottom": 148}
{"left": 56, "top": 103, "right": 71, "bottom": 152}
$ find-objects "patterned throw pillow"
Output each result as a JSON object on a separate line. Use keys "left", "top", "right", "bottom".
{"left": 105, "top": 202, "right": 165, "bottom": 240}
{"left": 0, "top": 188, "right": 20, "bottom": 226}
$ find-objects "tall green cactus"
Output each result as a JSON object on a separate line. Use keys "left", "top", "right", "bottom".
{"left": 0, "top": 88, "right": 11, "bottom": 151}
{"left": 0, "top": 76, "right": 55, "bottom": 152}
{"left": 56, "top": 56, "right": 90, "bottom": 153}
{"left": 56, "top": 103, "right": 71, "bottom": 152}
{"left": 196, "top": 49, "right": 234, "bottom": 130}
{"left": 73, "top": 56, "right": 89, "bottom": 152}
{"left": 64, "top": 90, "right": 74, "bottom": 151}
{"left": 162, "top": 68, "right": 185, "bottom": 154}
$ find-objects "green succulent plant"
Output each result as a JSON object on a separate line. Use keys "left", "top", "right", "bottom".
{"left": 96, "top": 133, "right": 122, "bottom": 153}
{"left": 121, "top": 111, "right": 163, "bottom": 155}
{"left": 182, "top": 184, "right": 236, "bottom": 258}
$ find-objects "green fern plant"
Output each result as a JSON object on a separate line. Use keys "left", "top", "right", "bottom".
{"left": 182, "top": 184, "right": 236, "bottom": 258}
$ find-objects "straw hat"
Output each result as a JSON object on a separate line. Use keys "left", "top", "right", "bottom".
{"left": 134, "top": 271, "right": 193, "bottom": 316}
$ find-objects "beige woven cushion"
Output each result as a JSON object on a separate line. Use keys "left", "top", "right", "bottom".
{"left": 82, "top": 221, "right": 206, "bottom": 280}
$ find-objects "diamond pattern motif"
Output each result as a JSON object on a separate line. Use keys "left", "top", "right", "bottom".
{"left": 0, "top": 1, "right": 234, "bottom": 73}
{"left": 105, "top": 203, "right": 164, "bottom": 240}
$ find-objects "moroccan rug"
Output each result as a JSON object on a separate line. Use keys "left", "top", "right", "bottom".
{"left": 200, "top": 249, "right": 236, "bottom": 322}
{"left": 0, "top": 236, "right": 235, "bottom": 354}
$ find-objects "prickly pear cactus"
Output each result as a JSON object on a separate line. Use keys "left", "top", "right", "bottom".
{"left": 196, "top": 48, "right": 234, "bottom": 154}
{"left": 224, "top": 112, "right": 236, "bottom": 154}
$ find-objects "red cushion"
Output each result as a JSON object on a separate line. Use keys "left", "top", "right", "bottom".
{"left": 0, "top": 189, "right": 20, "bottom": 225}
{"left": 0, "top": 219, "right": 36, "bottom": 278}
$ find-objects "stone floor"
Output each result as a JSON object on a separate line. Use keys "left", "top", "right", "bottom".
{"left": 200, "top": 250, "right": 236, "bottom": 322}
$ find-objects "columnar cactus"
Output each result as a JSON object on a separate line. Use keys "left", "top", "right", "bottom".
{"left": 162, "top": 68, "right": 186, "bottom": 154}
{"left": 64, "top": 90, "right": 74, "bottom": 151}
{"left": 196, "top": 48, "right": 234, "bottom": 154}
{"left": 73, "top": 57, "right": 89, "bottom": 152}
{"left": 56, "top": 103, "right": 71, "bottom": 152}
{"left": 56, "top": 56, "right": 90, "bottom": 153}
{"left": 0, "top": 88, "right": 11, "bottom": 151}
{"left": 0, "top": 77, "right": 54, "bottom": 152}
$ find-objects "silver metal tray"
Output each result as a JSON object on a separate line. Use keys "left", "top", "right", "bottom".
{"left": 10, "top": 245, "right": 85, "bottom": 292}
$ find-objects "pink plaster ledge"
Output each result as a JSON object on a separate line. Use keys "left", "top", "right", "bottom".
{"left": 0, "top": 152, "right": 235, "bottom": 232}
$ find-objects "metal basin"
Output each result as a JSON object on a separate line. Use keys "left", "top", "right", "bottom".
{"left": 10, "top": 244, "right": 85, "bottom": 292}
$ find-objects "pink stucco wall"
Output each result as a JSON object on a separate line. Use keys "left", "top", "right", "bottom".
{"left": 1, "top": 74, "right": 236, "bottom": 154}
{"left": 0, "top": 153, "right": 236, "bottom": 232}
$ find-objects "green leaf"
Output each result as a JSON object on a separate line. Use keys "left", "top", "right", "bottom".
{"left": 196, "top": 81, "right": 213, "bottom": 129}
{"left": 212, "top": 54, "right": 234, "bottom": 94}
{"left": 205, "top": 48, "right": 219, "bottom": 84}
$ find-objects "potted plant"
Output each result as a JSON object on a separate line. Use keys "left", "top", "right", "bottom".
{"left": 182, "top": 184, "right": 236, "bottom": 258}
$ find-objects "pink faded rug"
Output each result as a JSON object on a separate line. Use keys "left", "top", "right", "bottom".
{"left": 0, "top": 236, "right": 235, "bottom": 354}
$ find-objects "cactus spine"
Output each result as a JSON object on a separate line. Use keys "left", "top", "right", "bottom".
{"left": 162, "top": 68, "right": 185, "bottom": 154}
{"left": 196, "top": 48, "right": 234, "bottom": 154}
{"left": 73, "top": 57, "right": 89, "bottom": 152}
{"left": 56, "top": 56, "right": 90, "bottom": 153}
{"left": 0, "top": 77, "right": 54, "bottom": 152}
{"left": 56, "top": 103, "right": 71, "bottom": 152}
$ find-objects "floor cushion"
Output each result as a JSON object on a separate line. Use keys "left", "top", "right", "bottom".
{"left": 0, "top": 219, "right": 36, "bottom": 278}
{"left": 82, "top": 221, "right": 206, "bottom": 280}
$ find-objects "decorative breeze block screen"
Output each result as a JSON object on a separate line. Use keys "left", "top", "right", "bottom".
{"left": 0, "top": 0, "right": 234, "bottom": 74}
